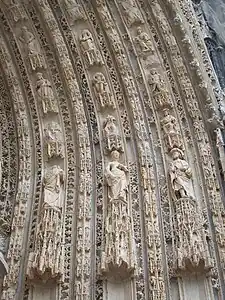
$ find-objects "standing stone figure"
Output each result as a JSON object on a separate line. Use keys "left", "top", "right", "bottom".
{"left": 149, "top": 70, "right": 171, "bottom": 109}
{"left": 93, "top": 72, "right": 115, "bottom": 109}
{"left": 169, "top": 148, "right": 194, "bottom": 200}
{"left": 105, "top": 150, "right": 128, "bottom": 201}
{"left": 64, "top": 0, "right": 86, "bottom": 23}
{"left": 101, "top": 151, "right": 135, "bottom": 279}
{"left": 44, "top": 122, "right": 64, "bottom": 159}
{"left": 20, "top": 26, "right": 46, "bottom": 71}
{"left": 103, "top": 115, "right": 122, "bottom": 153}
{"left": 161, "top": 110, "right": 183, "bottom": 151}
{"left": 36, "top": 72, "right": 58, "bottom": 114}
{"left": 27, "top": 165, "right": 64, "bottom": 281}
{"left": 80, "top": 30, "right": 103, "bottom": 67}
{"left": 168, "top": 149, "right": 211, "bottom": 270}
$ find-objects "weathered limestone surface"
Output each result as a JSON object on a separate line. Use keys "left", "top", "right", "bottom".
{"left": 0, "top": 0, "right": 224, "bottom": 300}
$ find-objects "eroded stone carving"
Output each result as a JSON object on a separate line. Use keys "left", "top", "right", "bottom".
{"left": 135, "top": 27, "right": 154, "bottom": 55}
{"left": 118, "top": 0, "right": 144, "bottom": 27}
{"left": 44, "top": 122, "right": 64, "bottom": 159}
{"left": 148, "top": 69, "right": 172, "bottom": 109}
{"left": 169, "top": 148, "right": 211, "bottom": 271}
{"left": 103, "top": 115, "right": 123, "bottom": 153}
{"left": 64, "top": 0, "right": 86, "bottom": 23}
{"left": 215, "top": 128, "right": 225, "bottom": 177}
{"left": 101, "top": 151, "right": 135, "bottom": 280}
{"left": 27, "top": 165, "right": 64, "bottom": 282}
{"left": 80, "top": 30, "right": 103, "bottom": 68}
{"left": 169, "top": 148, "right": 194, "bottom": 200}
{"left": 161, "top": 110, "right": 183, "bottom": 152}
{"left": 20, "top": 26, "right": 46, "bottom": 71}
{"left": 2, "top": 0, "right": 27, "bottom": 22}
{"left": 92, "top": 72, "right": 115, "bottom": 109}
{"left": 36, "top": 72, "right": 58, "bottom": 114}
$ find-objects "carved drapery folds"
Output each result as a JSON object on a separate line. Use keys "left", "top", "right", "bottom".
{"left": 92, "top": 72, "right": 115, "bottom": 110}
{"left": 148, "top": 69, "right": 172, "bottom": 110}
{"left": 169, "top": 148, "right": 211, "bottom": 272}
{"left": 135, "top": 27, "right": 154, "bottom": 56}
{"left": 103, "top": 115, "right": 123, "bottom": 153}
{"left": 118, "top": 0, "right": 144, "bottom": 27}
{"left": 19, "top": 26, "right": 46, "bottom": 71}
{"left": 80, "top": 29, "right": 103, "bottom": 68}
{"left": 44, "top": 122, "right": 64, "bottom": 159}
{"left": 161, "top": 109, "right": 183, "bottom": 152}
{"left": 36, "top": 72, "right": 58, "bottom": 114}
{"left": 101, "top": 150, "right": 135, "bottom": 280}
{"left": 64, "top": 0, "right": 86, "bottom": 23}
{"left": 27, "top": 165, "right": 64, "bottom": 282}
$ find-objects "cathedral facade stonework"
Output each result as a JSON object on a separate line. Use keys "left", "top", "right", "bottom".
{"left": 0, "top": 0, "right": 224, "bottom": 300}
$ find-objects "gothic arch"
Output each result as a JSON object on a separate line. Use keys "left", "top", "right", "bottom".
{"left": 0, "top": 1, "right": 224, "bottom": 300}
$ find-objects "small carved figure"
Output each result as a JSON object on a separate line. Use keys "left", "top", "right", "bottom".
{"left": 161, "top": 110, "right": 183, "bottom": 151}
{"left": 64, "top": 0, "right": 86, "bottom": 23}
{"left": 20, "top": 27, "right": 46, "bottom": 71}
{"left": 36, "top": 72, "right": 58, "bottom": 114}
{"left": 44, "top": 122, "right": 64, "bottom": 159}
{"left": 149, "top": 70, "right": 171, "bottom": 109}
{"left": 135, "top": 27, "right": 154, "bottom": 54}
{"left": 119, "top": 0, "right": 144, "bottom": 27}
{"left": 169, "top": 148, "right": 195, "bottom": 200}
{"left": 2, "top": 0, "right": 27, "bottom": 22}
{"left": 103, "top": 115, "right": 123, "bottom": 153}
{"left": 215, "top": 128, "right": 224, "bottom": 148}
{"left": 93, "top": 73, "right": 115, "bottom": 109}
{"left": 105, "top": 150, "right": 128, "bottom": 202}
{"left": 80, "top": 30, "right": 103, "bottom": 67}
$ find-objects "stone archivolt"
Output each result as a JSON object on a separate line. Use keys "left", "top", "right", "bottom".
{"left": 0, "top": 1, "right": 224, "bottom": 300}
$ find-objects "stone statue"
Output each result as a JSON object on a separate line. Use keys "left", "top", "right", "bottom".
{"left": 93, "top": 73, "right": 115, "bottom": 109}
{"left": 44, "top": 122, "right": 64, "bottom": 159}
{"left": 64, "top": 0, "right": 86, "bottom": 23}
{"left": 105, "top": 150, "right": 128, "bottom": 202}
{"left": 148, "top": 69, "right": 171, "bottom": 109}
{"left": 36, "top": 72, "right": 58, "bottom": 114}
{"left": 169, "top": 148, "right": 195, "bottom": 200}
{"left": 103, "top": 115, "right": 122, "bottom": 153}
{"left": 102, "top": 151, "right": 135, "bottom": 279}
{"left": 43, "top": 165, "right": 64, "bottom": 208}
{"left": 20, "top": 26, "right": 46, "bottom": 71}
{"left": 2, "top": 0, "right": 27, "bottom": 22}
{"left": 161, "top": 110, "right": 183, "bottom": 151}
{"left": 135, "top": 27, "right": 154, "bottom": 54}
{"left": 119, "top": 0, "right": 144, "bottom": 27}
{"left": 27, "top": 165, "right": 64, "bottom": 281}
{"left": 80, "top": 30, "right": 103, "bottom": 67}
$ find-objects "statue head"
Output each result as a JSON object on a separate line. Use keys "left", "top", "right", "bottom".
{"left": 105, "top": 115, "right": 115, "bottom": 124}
{"left": 21, "top": 26, "right": 28, "bottom": 33}
{"left": 80, "top": 29, "right": 92, "bottom": 41}
{"left": 36, "top": 72, "right": 43, "bottom": 80}
{"left": 110, "top": 150, "right": 120, "bottom": 161}
{"left": 93, "top": 72, "right": 104, "bottom": 82}
{"left": 137, "top": 27, "right": 142, "bottom": 35}
{"left": 170, "top": 148, "right": 184, "bottom": 160}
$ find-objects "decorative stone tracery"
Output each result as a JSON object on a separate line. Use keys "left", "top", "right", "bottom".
{"left": 0, "top": 1, "right": 224, "bottom": 300}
